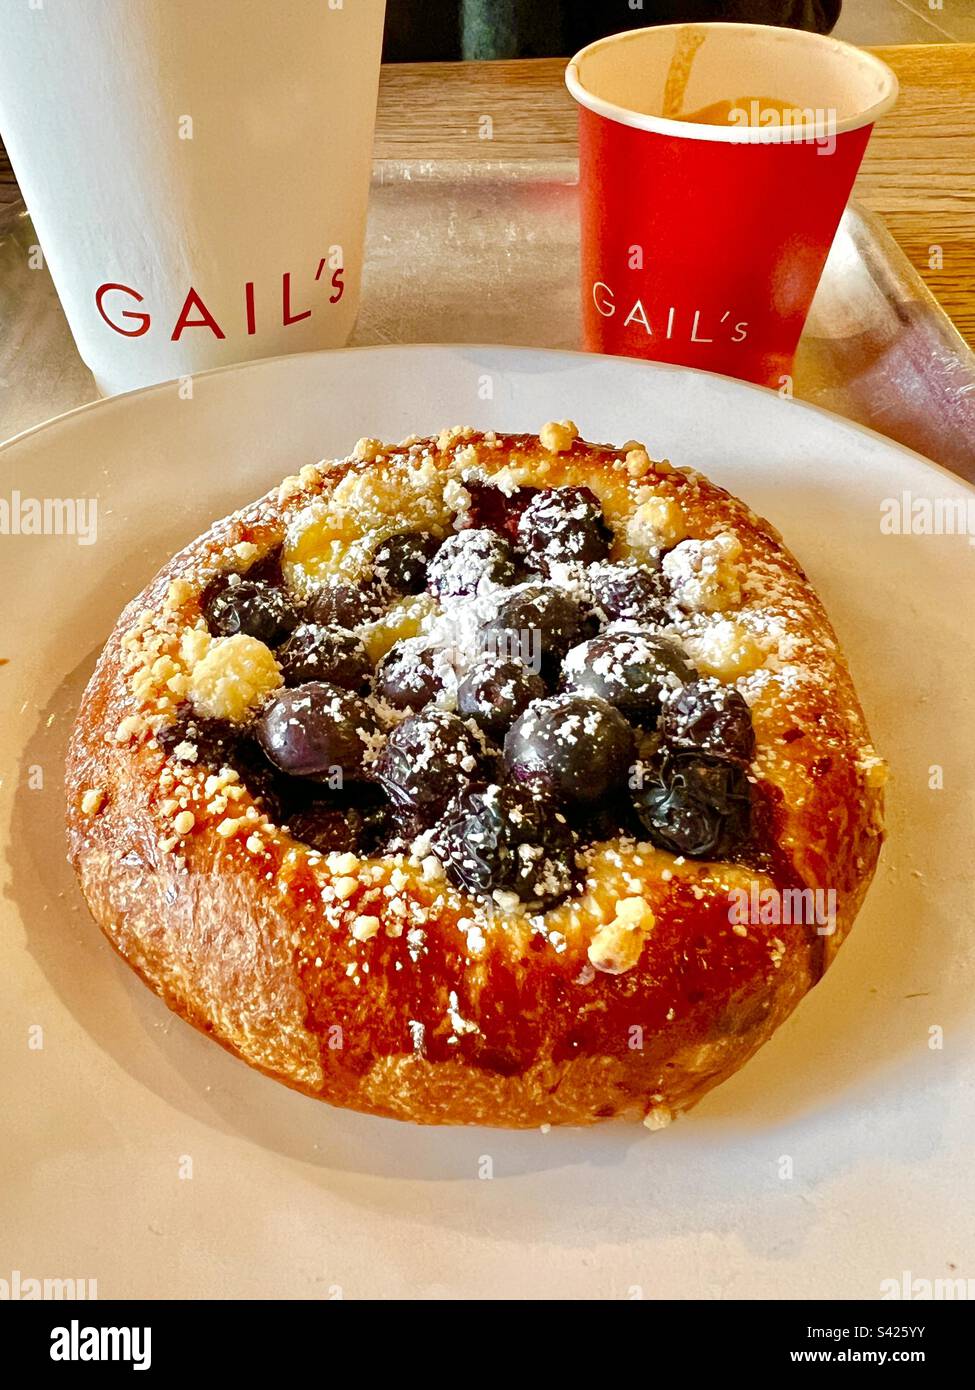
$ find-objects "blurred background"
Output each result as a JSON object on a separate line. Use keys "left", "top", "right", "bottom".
{"left": 2, "top": 1, "right": 970, "bottom": 190}
{"left": 379, "top": 0, "right": 974, "bottom": 60}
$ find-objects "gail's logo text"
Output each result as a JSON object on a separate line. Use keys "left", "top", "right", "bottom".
{"left": 95, "top": 251, "right": 345, "bottom": 342}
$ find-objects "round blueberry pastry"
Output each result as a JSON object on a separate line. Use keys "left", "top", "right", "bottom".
{"left": 67, "top": 424, "right": 884, "bottom": 1130}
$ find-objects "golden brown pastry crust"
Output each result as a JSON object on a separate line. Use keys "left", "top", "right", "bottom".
{"left": 65, "top": 428, "right": 885, "bottom": 1128}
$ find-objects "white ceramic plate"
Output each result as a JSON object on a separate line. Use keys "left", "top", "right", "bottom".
{"left": 2, "top": 345, "right": 973, "bottom": 1300}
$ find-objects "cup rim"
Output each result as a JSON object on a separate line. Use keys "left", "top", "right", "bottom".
{"left": 565, "top": 22, "right": 899, "bottom": 144}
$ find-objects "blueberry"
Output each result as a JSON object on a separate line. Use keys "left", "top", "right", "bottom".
{"left": 285, "top": 802, "right": 365, "bottom": 855}
{"left": 359, "top": 803, "right": 397, "bottom": 855}
{"left": 433, "top": 782, "right": 577, "bottom": 907}
{"left": 456, "top": 654, "right": 546, "bottom": 740}
{"left": 478, "top": 584, "right": 594, "bottom": 681}
{"left": 516, "top": 486, "right": 611, "bottom": 575}
{"left": 306, "top": 581, "right": 387, "bottom": 629}
{"left": 631, "top": 747, "right": 752, "bottom": 858}
{"left": 282, "top": 777, "right": 394, "bottom": 850}
{"left": 224, "top": 740, "right": 291, "bottom": 821}
{"left": 243, "top": 544, "right": 286, "bottom": 588}
{"left": 562, "top": 630, "right": 693, "bottom": 722}
{"left": 158, "top": 709, "right": 236, "bottom": 767}
{"left": 256, "top": 682, "right": 376, "bottom": 781}
{"left": 374, "top": 640, "right": 445, "bottom": 711}
{"left": 277, "top": 623, "right": 371, "bottom": 690}
{"left": 203, "top": 577, "right": 299, "bottom": 645}
{"left": 159, "top": 709, "right": 287, "bottom": 818}
{"left": 659, "top": 680, "right": 756, "bottom": 764}
{"left": 463, "top": 480, "right": 539, "bottom": 539}
{"left": 563, "top": 793, "right": 636, "bottom": 846}
{"left": 588, "top": 562, "right": 668, "bottom": 626}
{"left": 372, "top": 531, "right": 441, "bottom": 596}
{"left": 504, "top": 694, "right": 636, "bottom": 805}
{"left": 427, "top": 528, "right": 518, "bottom": 599}
{"left": 374, "top": 710, "right": 481, "bottom": 826}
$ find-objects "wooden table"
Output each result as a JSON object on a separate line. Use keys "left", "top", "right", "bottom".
{"left": 3, "top": 43, "right": 973, "bottom": 344}
{"left": 371, "top": 45, "right": 975, "bottom": 346}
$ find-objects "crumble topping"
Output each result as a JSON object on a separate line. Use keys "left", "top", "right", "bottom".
{"left": 687, "top": 616, "right": 768, "bottom": 681}
{"left": 164, "top": 577, "right": 194, "bottom": 611}
{"left": 187, "top": 633, "right": 282, "bottom": 722}
{"left": 539, "top": 419, "right": 579, "bottom": 454}
{"left": 351, "top": 914, "right": 381, "bottom": 942}
{"left": 624, "top": 446, "right": 652, "bottom": 479}
{"left": 587, "top": 896, "right": 656, "bottom": 975}
{"left": 353, "top": 437, "right": 384, "bottom": 464}
{"left": 643, "top": 1104, "right": 673, "bottom": 1131}
{"left": 627, "top": 494, "right": 687, "bottom": 554}
{"left": 80, "top": 787, "right": 106, "bottom": 817}
{"left": 663, "top": 533, "right": 743, "bottom": 612}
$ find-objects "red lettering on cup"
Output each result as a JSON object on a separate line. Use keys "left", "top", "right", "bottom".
{"left": 245, "top": 281, "right": 257, "bottom": 336}
{"left": 171, "top": 287, "right": 226, "bottom": 341}
{"left": 95, "top": 282, "right": 151, "bottom": 337}
{"left": 95, "top": 264, "right": 345, "bottom": 346}
{"left": 282, "top": 271, "right": 312, "bottom": 325}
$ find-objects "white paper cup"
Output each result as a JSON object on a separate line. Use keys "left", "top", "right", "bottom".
{"left": 0, "top": 0, "right": 387, "bottom": 395}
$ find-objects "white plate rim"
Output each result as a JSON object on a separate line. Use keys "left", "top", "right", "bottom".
{"left": 3, "top": 341, "right": 973, "bottom": 502}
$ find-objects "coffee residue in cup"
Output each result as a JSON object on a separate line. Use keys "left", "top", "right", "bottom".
{"left": 676, "top": 96, "right": 800, "bottom": 125}
{"left": 661, "top": 25, "right": 708, "bottom": 120}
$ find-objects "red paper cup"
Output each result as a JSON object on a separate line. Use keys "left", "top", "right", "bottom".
{"left": 566, "top": 24, "right": 897, "bottom": 387}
